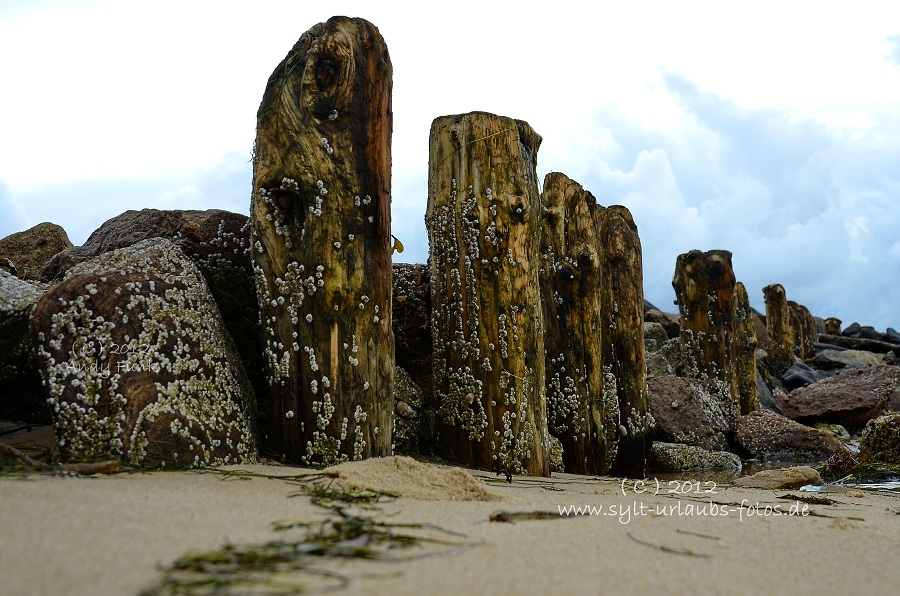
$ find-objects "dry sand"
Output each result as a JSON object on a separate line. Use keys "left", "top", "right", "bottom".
{"left": 1, "top": 455, "right": 899, "bottom": 595}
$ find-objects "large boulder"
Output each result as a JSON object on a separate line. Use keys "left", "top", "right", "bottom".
{"left": 37, "top": 209, "right": 264, "bottom": 409}
{"left": 0, "top": 271, "right": 49, "bottom": 421}
{"left": 647, "top": 375, "right": 731, "bottom": 452}
{"left": 814, "top": 348, "right": 886, "bottom": 369}
{"left": 31, "top": 239, "right": 257, "bottom": 467}
{"left": 775, "top": 366, "right": 898, "bottom": 428}
{"left": 734, "top": 410, "right": 849, "bottom": 462}
{"left": 859, "top": 414, "right": 900, "bottom": 464}
{"left": 0, "top": 222, "right": 72, "bottom": 280}
{"left": 643, "top": 307, "right": 680, "bottom": 340}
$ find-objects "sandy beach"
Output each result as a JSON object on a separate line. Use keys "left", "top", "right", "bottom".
{"left": 1, "top": 455, "right": 898, "bottom": 596}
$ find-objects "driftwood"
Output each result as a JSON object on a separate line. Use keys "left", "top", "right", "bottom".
{"left": 250, "top": 17, "right": 393, "bottom": 464}
{"left": 539, "top": 172, "right": 616, "bottom": 475}
{"left": 672, "top": 250, "right": 739, "bottom": 422}
{"left": 734, "top": 282, "right": 760, "bottom": 415}
{"left": 600, "top": 206, "right": 653, "bottom": 478}
{"left": 763, "top": 284, "right": 794, "bottom": 377}
{"left": 425, "top": 112, "right": 549, "bottom": 476}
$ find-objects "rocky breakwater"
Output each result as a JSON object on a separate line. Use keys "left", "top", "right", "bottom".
{"left": 30, "top": 239, "right": 257, "bottom": 467}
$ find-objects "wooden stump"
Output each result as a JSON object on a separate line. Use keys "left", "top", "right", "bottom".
{"left": 600, "top": 206, "right": 653, "bottom": 478}
{"left": 734, "top": 282, "right": 760, "bottom": 415}
{"left": 824, "top": 317, "right": 842, "bottom": 336}
{"left": 763, "top": 284, "right": 794, "bottom": 377}
{"left": 672, "top": 250, "right": 739, "bottom": 422}
{"left": 539, "top": 172, "right": 616, "bottom": 475}
{"left": 250, "top": 17, "right": 394, "bottom": 464}
{"left": 788, "top": 301, "right": 816, "bottom": 360}
{"left": 425, "top": 112, "right": 549, "bottom": 476}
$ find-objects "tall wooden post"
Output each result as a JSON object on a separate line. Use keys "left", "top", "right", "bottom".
{"left": 734, "top": 282, "right": 760, "bottom": 415}
{"left": 763, "top": 283, "right": 794, "bottom": 377}
{"left": 539, "top": 172, "right": 616, "bottom": 475}
{"left": 600, "top": 206, "right": 653, "bottom": 478}
{"left": 426, "top": 112, "right": 549, "bottom": 476}
{"left": 788, "top": 301, "right": 816, "bottom": 360}
{"left": 672, "top": 250, "right": 739, "bottom": 421}
{"left": 250, "top": 17, "right": 394, "bottom": 464}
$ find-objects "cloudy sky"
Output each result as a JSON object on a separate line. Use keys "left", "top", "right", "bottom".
{"left": 1, "top": 1, "right": 898, "bottom": 330}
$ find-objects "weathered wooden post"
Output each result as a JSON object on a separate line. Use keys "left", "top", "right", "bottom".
{"left": 426, "top": 112, "right": 549, "bottom": 476}
{"left": 672, "top": 250, "right": 739, "bottom": 421}
{"left": 788, "top": 301, "right": 816, "bottom": 360}
{"left": 763, "top": 283, "right": 794, "bottom": 377}
{"left": 539, "top": 172, "right": 617, "bottom": 475}
{"left": 600, "top": 206, "right": 653, "bottom": 478}
{"left": 824, "top": 317, "right": 842, "bottom": 336}
{"left": 734, "top": 282, "right": 760, "bottom": 415}
{"left": 250, "top": 17, "right": 394, "bottom": 464}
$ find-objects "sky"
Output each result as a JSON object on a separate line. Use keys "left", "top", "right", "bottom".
{"left": 1, "top": 0, "right": 899, "bottom": 330}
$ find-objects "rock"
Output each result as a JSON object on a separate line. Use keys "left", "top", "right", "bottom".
{"left": 648, "top": 375, "right": 731, "bottom": 452}
{"left": 31, "top": 238, "right": 257, "bottom": 467}
{"left": 859, "top": 414, "right": 900, "bottom": 464}
{"left": 642, "top": 322, "right": 669, "bottom": 351}
{"left": 886, "top": 328, "right": 900, "bottom": 345}
{"left": 646, "top": 337, "right": 682, "bottom": 379}
{"left": 393, "top": 366, "right": 429, "bottom": 455}
{"left": 649, "top": 442, "right": 742, "bottom": 472}
{"left": 734, "top": 410, "right": 848, "bottom": 462}
{"left": 645, "top": 351, "right": 674, "bottom": 379}
{"left": 0, "top": 222, "right": 72, "bottom": 280}
{"left": 814, "top": 348, "right": 885, "bottom": 369}
{"left": 37, "top": 209, "right": 264, "bottom": 408}
{"left": 643, "top": 308, "right": 680, "bottom": 339}
{"left": 814, "top": 423, "right": 851, "bottom": 443}
{"left": 775, "top": 365, "right": 898, "bottom": 428}
{"left": 0, "top": 271, "right": 49, "bottom": 421}
{"left": 757, "top": 368, "right": 775, "bottom": 411}
{"left": 819, "top": 333, "right": 899, "bottom": 355}
{"left": 781, "top": 362, "right": 824, "bottom": 390}
{"left": 734, "top": 466, "right": 821, "bottom": 489}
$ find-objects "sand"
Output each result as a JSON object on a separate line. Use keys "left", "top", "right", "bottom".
{"left": 1, "top": 456, "right": 899, "bottom": 595}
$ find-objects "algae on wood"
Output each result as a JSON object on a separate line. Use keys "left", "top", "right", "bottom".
{"left": 672, "top": 249, "right": 739, "bottom": 422}
{"left": 600, "top": 206, "right": 653, "bottom": 478}
{"left": 763, "top": 283, "right": 794, "bottom": 377}
{"left": 734, "top": 282, "right": 760, "bottom": 415}
{"left": 425, "top": 111, "right": 549, "bottom": 476}
{"left": 250, "top": 17, "right": 394, "bottom": 464}
{"left": 539, "top": 172, "right": 616, "bottom": 475}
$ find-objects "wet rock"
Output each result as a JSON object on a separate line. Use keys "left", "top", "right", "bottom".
{"left": 814, "top": 348, "right": 885, "bottom": 369}
{"left": 859, "top": 414, "right": 900, "bottom": 464}
{"left": 734, "top": 466, "right": 821, "bottom": 489}
{"left": 37, "top": 209, "right": 264, "bottom": 407}
{"left": 648, "top": 375, "right": 731, "bottom": 452}
{"left": 775, "top": 365, "right": 898, "bottom": 428}
{"left": 0, "top": 271, "right": 49, "bottom": 421}
{"left": 781, "top": 362, "right": 824, "bottom": 390}
{"left": 649, "top": 442, "right": 741, "bottom": 472}
{"left": 0, "top": 222, "right": 73, "bottom": 280}
{"left": 31, "top": 239, "right": 257, "bottom": 467}
{"left": 734, "top": 410, "right": 848, "bottom": 462}
{"left": 643, "top": 307, "right": 680, "bottom": 340}
{"left": 757, "top": 368, "right": 775, "bottom": 411}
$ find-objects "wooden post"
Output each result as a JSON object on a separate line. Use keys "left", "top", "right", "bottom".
{"left": 250, "top": 17, "right": 393, "bottom": 464}
{"left": 539, "top": 172, "right": 616, "bottom": 475}
{"left": 763, "top": 283, "right": 794, "bottom": 377}
{"left": 788, "top": 301, "right": 816, "bottom": 360}
{"left": 734, "top": 282, "right": 760, "bottom": 415}
{"left": 671, "top": 250, "right": 739, "bottom": 421}
{"left": 426, "top": 112, "right": 549, "bottom": 476}
{"left": 824, "top": 317, "right": 842, "bottom": 336}
{"left": 600, "top": 206, "right": 653, "bottom": 478}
